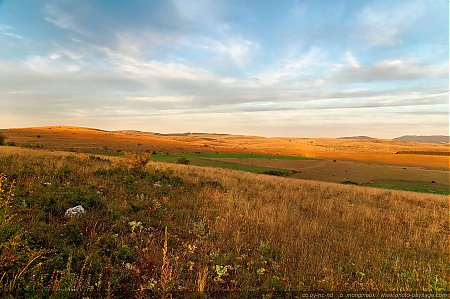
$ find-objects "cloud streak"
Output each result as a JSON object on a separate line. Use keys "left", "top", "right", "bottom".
{"left": 43, "top": 4, "right": 86, "bottom": 34}
{"left": 0, "top": 25, "right": 23, "bottom": 39}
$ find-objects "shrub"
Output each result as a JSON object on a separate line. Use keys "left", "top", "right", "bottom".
{"left": 262, "top": 170, "right": 291, "bottom": 176}
{"left": 5, "top": 141, "right": 16, "bottom": 146}
{"left": 341, "top": 180, "right": 359, "bottom": 185}
{"left": 124, "top": 153, "right": 150, "bottom": 170}
{"left": 176, "top": 157, "right": 190, "bottom": 165}
{"left": 21, "top": 143, "right": 40, "bottom": 149}
{"left": 0, "top": 134, "right": 5, "bottom": 145}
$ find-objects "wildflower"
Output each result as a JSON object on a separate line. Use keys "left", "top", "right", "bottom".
{"left": 147, "top": 278, "right": 157, "bottom": 290}
{"left": 188, "top": 261, "right": 194, "bottom": 271}
{"left": 128, "top": 221, "right": 143, "bottom": 234}
{"left": 187, "top": 244, "right": 197, "bottom": 254}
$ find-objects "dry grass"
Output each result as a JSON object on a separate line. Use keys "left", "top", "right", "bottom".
{"left": 0, "top": 146, "right": 448, "bottom": 296}
{"left": 160, "top": 227, "right": 172, "bottom": 298}
{"left": 164, "top": 164, "right": 449, "bottom": 290}
{"left": 197, "top": 266, "right": 208, "bottom": 292}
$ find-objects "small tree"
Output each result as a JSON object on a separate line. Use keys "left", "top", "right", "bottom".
{"left": 0, "top": 134, "right": 5, "bottom": 146}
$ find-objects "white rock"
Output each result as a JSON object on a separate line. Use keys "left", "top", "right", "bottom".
{"left": 153, "top": 181, "right": 162, "bottom": 187}
{"left": 65, "top": 205, "right": 85, "bottom": 218}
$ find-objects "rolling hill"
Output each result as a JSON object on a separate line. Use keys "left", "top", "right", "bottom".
{"left": 0, "top": 126, "right": 449, "bottom": 168}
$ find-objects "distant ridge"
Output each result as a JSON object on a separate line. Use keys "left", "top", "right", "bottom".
{"left": 393, "top": 135, "right": 449, "bottom": 144}
{"left": 114, "top": 130, "right": 230, "bottom": 137}
{"left": 338, "top": 136, "right": 377, "bottom": 140}
{"left": 153, "top": 132, "right": 231, "bottom": 136}
{"left": 114, "top": 130, "right": 156, "bottom": 136}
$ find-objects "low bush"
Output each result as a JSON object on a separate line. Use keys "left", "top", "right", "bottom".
{"left": 176, "top": 157, "right": 190, "bottom": 165}
{"left": 124, "top": 153, "right": 150, "bottom": 170}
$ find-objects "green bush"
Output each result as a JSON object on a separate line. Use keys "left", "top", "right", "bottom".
{"left": 0, "top": 134, "right": 5, "bottom": 145}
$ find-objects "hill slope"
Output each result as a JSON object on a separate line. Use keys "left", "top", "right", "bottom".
{"left": 0, "top": 147, "right": 448, "bottom": 296}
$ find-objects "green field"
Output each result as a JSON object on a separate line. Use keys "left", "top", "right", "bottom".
{"left": 150, "top": 153, "right": 297, "bottom": 175}
{"left": 363, "top": 179, "right": 450, "bottom": 195}
{"left": 95, "top": 152, "right": 125, "bottom": 157}
{"left": 101, "top": 152, "right": 449, "bottom": 195}
{"left": 170, "top": 153, "right": 317, "bottom": 160}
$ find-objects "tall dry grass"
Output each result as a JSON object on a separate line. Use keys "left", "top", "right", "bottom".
{"left": 155, "top": 162, "right": 449, "bottom": 291}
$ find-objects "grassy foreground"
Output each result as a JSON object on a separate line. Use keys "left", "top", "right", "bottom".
{"left": 0, "top": 148, "right": 448, "bottom": 297}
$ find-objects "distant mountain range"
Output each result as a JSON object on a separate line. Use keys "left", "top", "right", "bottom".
{"left": 114, "top": 130, "right": 230, "bottom": 137}
{"left": 338, "top": 136, "right": 377, "bottom": 140}
{"left": 338, "top": 135, "right": 449, "bottom": 144}
{"left": 393, "top": 135, "right": 449, "bottom": 144}
{"left": 116, "top": 130, "right": 449, "bottom": 144}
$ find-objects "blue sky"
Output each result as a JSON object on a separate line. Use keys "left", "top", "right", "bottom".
{"left": 0, "top": 0, "right": 448, "bottom": 137}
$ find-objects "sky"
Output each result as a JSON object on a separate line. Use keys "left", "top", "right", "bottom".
{"left": 0, "top": 0, "right": 448, "bottom": 138}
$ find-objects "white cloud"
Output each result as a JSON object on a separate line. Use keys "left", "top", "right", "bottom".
{"left": 226, "top": 39, "right": 254, "bottom": 66}
{"left": 345, "top": 52, "right": 360, "bottom": 69}
{"left": 97, "top": 46, "right": 218, "bottom": 85}
{"left": 357, "top": 1, "right": 425, "bottom": 47}
{"left": 111, "top": 24, "right": 258, "bottom": 67}
{"left": 124, "top": 95, "right": 193, "bottom": 103}
{"left": 171, "top": 0, "right": 224, "bottom": 24}
{"left": 332, "top": 58, "right": 448, "bottom": 82}
{"left": 169, "top": 0, "right": 257, "bottom": 66}
{"left": 251, "top": 47, "right": 324, "bottom": 85}
{"left": 115, "top": 30, "right": 180, "bottom": 59}
{"left": 23, "top": 52, "right": 81, "bottom": 74}
{"left": 116, "top": 33, "right": 143, "bottom": 58}
{"left": 0, "top": 25, "right": 23, "bottom": 40}
{"left": 196, "top": 36, "right": 257, "bottom": 66}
